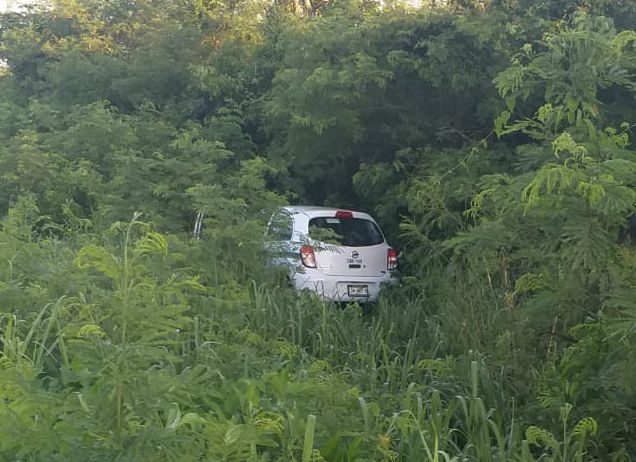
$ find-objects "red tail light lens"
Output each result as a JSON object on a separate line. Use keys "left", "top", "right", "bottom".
{"left": 387, "top": 248, "right": 398, "bottom": 270}
{"left": 335, "top": 210, "right": 353, "bottom": 218}
{"left": 300, "top": 245, "right": 317, "bottom": 268}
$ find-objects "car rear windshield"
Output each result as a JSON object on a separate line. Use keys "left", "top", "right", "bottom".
{"left": 308, "top": 217, "right": 384, "bottom": 247}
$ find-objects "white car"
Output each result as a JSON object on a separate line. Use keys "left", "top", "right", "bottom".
{"left": 265, "top": 206, "right": 397, "bottom": 302}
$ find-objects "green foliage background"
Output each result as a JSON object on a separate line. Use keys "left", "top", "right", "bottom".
{"left": 1, "top": 0, "right": 636, "bottom": 460}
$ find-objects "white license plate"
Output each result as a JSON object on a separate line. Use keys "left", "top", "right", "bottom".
{"left": 347, "top": 285, "right": 369, "bottom": 297}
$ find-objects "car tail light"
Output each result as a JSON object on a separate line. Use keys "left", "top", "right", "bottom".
{"left": 335, "top": 210, "right": 353, "bottom": 218}
{"left": 300, "top": 245, "right": 317, "bottom": 268}
{"left": 387, "top": 248, "right": 398, "bottom": 270}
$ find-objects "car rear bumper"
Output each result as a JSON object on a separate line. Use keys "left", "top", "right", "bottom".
{"left": 290, "top": 270, "right": 393, "bottom": 302}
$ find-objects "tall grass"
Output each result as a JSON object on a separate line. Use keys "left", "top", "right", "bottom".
{"left": 0, "top": 296, "right": 68, "bottom": 371}
{"left": 222, "top": 281, "right": 601, "bottom": 461}
{"left": 244, "top": 283, "right": 446, "bottom": 392}
{"left": 0, "top": 223, "right": 602, "bottom": 461}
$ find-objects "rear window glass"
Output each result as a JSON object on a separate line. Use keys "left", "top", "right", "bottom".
{"left": 309, "top": 217, "right": 384, "bottom": 247}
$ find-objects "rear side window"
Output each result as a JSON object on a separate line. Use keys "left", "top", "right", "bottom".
{"left": 309, "top": 217, "right": 384, "bottom": 247}
{"left": 267, "top": 211, "right": 293, "bottom": 240}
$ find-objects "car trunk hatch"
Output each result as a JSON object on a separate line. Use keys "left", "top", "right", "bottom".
{"left": 308, "top": 216, "right": 388, "bottom": 277}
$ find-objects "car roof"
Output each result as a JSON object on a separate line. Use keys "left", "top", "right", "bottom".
{"left": 282, "top": 205, "right": 374, "bottom": 221}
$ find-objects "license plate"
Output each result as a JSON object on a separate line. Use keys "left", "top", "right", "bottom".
{"left": 347, "top": 285, "right": 369, "bottom": 297}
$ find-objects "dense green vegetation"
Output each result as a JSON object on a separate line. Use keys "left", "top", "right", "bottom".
{"left": 1, "top": 0, "right": 636, "bottom": 460}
